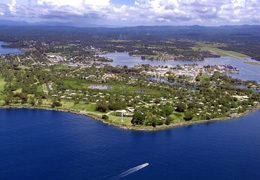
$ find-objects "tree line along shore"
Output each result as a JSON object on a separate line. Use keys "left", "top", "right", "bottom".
{"left": 0, "top": 56, "right": 259, "bottom": 129}
{"left": 0, "top": 25, "right": 260, "bottom": 129}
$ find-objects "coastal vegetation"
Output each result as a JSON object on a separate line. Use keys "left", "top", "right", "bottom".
{"left": 0, "top": 25, "right": 260, "bottom": 130}
{"left": 0, "top": 54, "right": 259, "bottom": 129}
{"left": 245, "top": 61, "right": 260, "bottom": 65}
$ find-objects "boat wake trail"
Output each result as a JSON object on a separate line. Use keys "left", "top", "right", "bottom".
{"left": 110, "top": 163, "right": 149, "bottom": 180}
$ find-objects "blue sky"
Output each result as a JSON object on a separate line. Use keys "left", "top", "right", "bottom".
{"left": 1, "top": 0, "right": 260, "bottom": 27}
{"left": 111, "top": 0, "right": 135, "bottom": 6}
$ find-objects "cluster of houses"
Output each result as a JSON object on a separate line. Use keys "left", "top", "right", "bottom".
{"left": 140, "top": 64, "right": 239, "bottom": 79}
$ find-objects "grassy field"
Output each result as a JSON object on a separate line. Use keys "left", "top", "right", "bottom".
{"left": 37, "top": 85, "right": 43, "bottom": 93}
{"left": 0, "top": 76, "right": 6, "bottom": 92}
{"left": 245, "top": 61, "right": 260, "bottom": 65}
{"left": 172, "top": 112, "right": 185, "bottom": 122}
{"left": 197, "top": 75, "right": 211, "bottom": 80}
{"left": 18, "top": 66, "right": 30, "bottom": 70}
{"left": 72, "top": 103, "right": 98, "bottom": 112}
{"left": 46, "top": 52, "right": 61, "bottom": 56}
{"left": 194, "top": 42, "right": 248, "bottom": 59}
{"left": 59, "top": 100, "right": 132, "bottom": 126}
{"left": 0, "top": 76, "right": 6, "bottom": 101}
{"left": 53, "top": 65, "right": 67, "bottom": 70}
{"left": 13, "top": 89, "right": 22, "bottom": 93}
{"left": 63, "top": 79, "right": 163, "bottom": 96}
{"left": 21, "top": 48, "right": 36, "bottom": 52}
{"left": 223, "top": 50, "right": 248, "bottom": 58}
{"left": 55, "top": 45, "right": 71, "bottom": 48}
{"left": 107, "top": 116, "right": 132, "bottom": 126}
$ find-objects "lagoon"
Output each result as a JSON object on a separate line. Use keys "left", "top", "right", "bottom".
{"left": 102, "top": 52, "right": 260, "bottom": 82}
{"left": 0, "top": 41, "right": 24, "bottom": 55}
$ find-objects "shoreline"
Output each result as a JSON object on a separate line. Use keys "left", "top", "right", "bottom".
{"left": 0, "top": 41, "right": 25, "bottom": 55}
{"left": 0, "top": 105, "right": 259, "bottom": 131}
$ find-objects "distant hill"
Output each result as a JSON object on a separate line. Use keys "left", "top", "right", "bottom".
{"left": 0, "top": 24, "right": 260, "bottom": 60}
{"left": 0, "top": 19, "right": 72, "bottom": 27}
{"left": 32, "top": 21, "right": 72, "bottom": 27}
{"left": 0, "top": 19, "right": 29, "bottom": 26}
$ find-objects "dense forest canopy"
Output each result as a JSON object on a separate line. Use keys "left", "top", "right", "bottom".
{"left": 1, "top": 25, "right": 260, "bottom": 60}
{"left": 0, "top": 25, "right": 260, "bottom": 41}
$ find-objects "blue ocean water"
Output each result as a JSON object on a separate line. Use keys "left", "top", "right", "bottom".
{"left": 0, "top": 109, "right": 260, "bottom": 180}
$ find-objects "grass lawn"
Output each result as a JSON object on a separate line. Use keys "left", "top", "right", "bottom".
{"left": 63, "top": 79, "right": 86, "bottom": 89}
{"left": 63, "top": 79, "right": 163, "bottom": 96}
{"left": 0, "top": 76, "right": 6, "bottom": 100}
{"left": 221, "top": 50, "right": 248, "bottom": 58}
{"left": 0, "top": 76, "right": 6, "bottom": 92}
{"left": 46, "top": 52, "right": 61, "bottom": 56}
{"left": 72, "top": 103, "right": 98, "bottom": 112}
{"left": 107, "top": 116, "right": 132, "bottom": 126}
{"left": 55, "top": 45, "right": 71, "bottom": 48}
{"left": 197, "top": 75, "right": 211, "bottom": 80}
{"left": 18, "top": 66, "right": 30, "bottom": 70}
{"left": 194, "top": 42, "right": 248, "bottom": 59}
{"left": 245, "top": 61, "right": 260, "bottom": 65}
{"left": 13, "top": 89, "right": 22, "bottom": 93}
{"left": 60, "top": 101, "right": 107, "bottom": 113}
{"left": 21, "top": 48, "right": 36, "bottom": 52}
{"left": 173, "top": 112, "right": 185, "bottom": 122}
{"left": 37, "top": 85, "right": 43, "bottom": 93}
{"left": 53, "top": 65, "right": 67, "bottom": 70}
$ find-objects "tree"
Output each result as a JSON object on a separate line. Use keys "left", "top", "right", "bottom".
{"left": 108, "top": 101, "right": 126, "bottom": 110}
{"left": 184, "top": 111, "right": 193, "bottom": 121}
{"left": 164, "top": 106, "right": 174, "bottom": 116}
{"left": 20, "top": 93, "right": 28, "bottom": 104}
{"left": 188, "top": 103, "right": 195, "bottom": 109}
{"left": 176, "top": 103, "right": 186, "bottom": 112}
{"left": 165, "top": 116, "right": 174, "bottom": 125}
{"left": 145, "top": 113, "right": 157, "bottom": 127}
{"left": 4, "top": 97, "right": 10, "bottom": 105}
{"left": 29, "top": 97, "right": 36, "bottom": 106}
{"left": 131, "top": 111, "right": 145, "bottom": 125}
{"left": 96, "top": 101, "right": 108, "bottom": 112}
{"left": 51, "top": 101, "right": 62, "bottom": 108}
{"left": 38, "top": 98, "right": 43, "bottom": 105}
{"left": 74, "top": 98, "right": 79, "bottom": 105}
{"left": 102, "top": 115, "right": 109, "bottom": 120}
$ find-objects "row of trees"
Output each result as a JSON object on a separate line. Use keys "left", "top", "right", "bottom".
{"left": 96, "top": 101, "right": 127, "bottom": 112}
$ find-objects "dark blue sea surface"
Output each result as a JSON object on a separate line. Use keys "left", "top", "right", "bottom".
{"left": 0, "top": 109, "right": 260, "bottom": 180}
{"left": 0, "top": 41, "right": 24, "bottom": 55}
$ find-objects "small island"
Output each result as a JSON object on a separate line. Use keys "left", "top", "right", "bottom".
{"left": 245, "top": 61, "right": 260, "bottom": 65}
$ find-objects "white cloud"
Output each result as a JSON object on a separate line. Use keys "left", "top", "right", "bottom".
{"left": 84, "top": 0, "right": 110, "bottom": 7}
{"left": 1, "top": 0, "right": 260, "bottom": 26}
{"left": 37, "top": 0, "right": 110, "bottom": 7}
{"left": 8, "top": 0, "right": 17, "bottom": 14}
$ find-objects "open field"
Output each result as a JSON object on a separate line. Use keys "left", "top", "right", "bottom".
{"left": 46, "top": 52, "right": 61, "bottom": 56}
{"left": 195, "top": 42, "right": 248, "bottom": 59}
{"left": 52, "top": 65, "right": 67, "bottom": 70}
{"left": 0, "top": 76, "right": 6, "bottom": 92}
{"left": 63, "top": 79, "right": 163, "bottom": 96}
{"left": 245, "top": 61, "right": 260, "bottom": 65}
{"left": 37, "top": 85, "right": 43, "bottom": 93}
